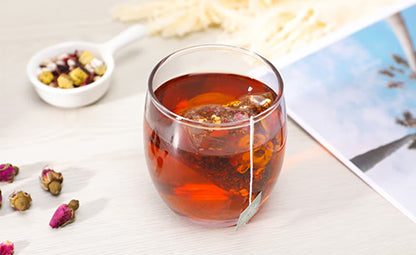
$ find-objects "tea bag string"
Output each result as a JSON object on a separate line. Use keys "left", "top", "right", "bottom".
{"left": 249, "top": 116, "right": 254, "bottom": 205}
{"left": 235, "top": 115, "right": 262, "bottom": 230}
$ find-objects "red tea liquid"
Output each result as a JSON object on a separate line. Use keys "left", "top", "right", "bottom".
{"left": 144, "top": 73, "right": 286, "bottom": 224}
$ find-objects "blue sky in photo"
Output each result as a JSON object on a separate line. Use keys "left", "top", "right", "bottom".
{"left": 281, "top": 4, "right": 416, "bottom": 217}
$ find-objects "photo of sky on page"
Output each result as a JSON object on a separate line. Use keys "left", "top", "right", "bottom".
{"left": 280, "top": 2, "right": 416, "bottom": 222}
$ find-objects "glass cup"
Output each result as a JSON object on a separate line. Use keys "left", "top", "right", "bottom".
{"left": 143, "top": 45, "right": 287, "bottom": 227}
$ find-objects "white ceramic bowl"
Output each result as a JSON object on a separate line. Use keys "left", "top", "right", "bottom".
{"left": 27, "top": 25, "right": 146, "bottom": 108}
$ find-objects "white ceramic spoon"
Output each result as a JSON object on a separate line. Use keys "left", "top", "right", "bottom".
{"left": 27, "top": 25, "right": 146, "bottom": 108}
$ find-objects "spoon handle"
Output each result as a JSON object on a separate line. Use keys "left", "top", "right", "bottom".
{"left": 102, "top": 24, "right": 146, "bottom": 55}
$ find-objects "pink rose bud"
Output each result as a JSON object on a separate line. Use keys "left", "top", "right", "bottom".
{"left": 0, "top": 164, "right": 19, "bottom": 183}
{"left": 40, "top": 168, "right": 64, "bottom": 195}
{"left": 0, "top": 240, "right": 14, "bottom": 255}
{"left": 49, "top": 199, "right": 79, "bottom": 228}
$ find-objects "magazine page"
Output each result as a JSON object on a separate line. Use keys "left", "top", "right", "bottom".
{"left": 279, "top": 0, "right": 416, "bottom": 222}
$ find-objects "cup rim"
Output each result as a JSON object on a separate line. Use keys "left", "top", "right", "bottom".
{"left": 148, "top": 44, "right": 284, "bottom": 129}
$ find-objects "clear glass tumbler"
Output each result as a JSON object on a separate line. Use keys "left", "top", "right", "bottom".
{"left": 143, "top": 45, "right": 287, "bottom": 227}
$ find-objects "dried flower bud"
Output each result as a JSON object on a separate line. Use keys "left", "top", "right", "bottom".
{"left": 40, "top": 169, "right": 63, "bottom": 195}
{"left": 0, "top": 240, "right": 14, "bottom": 255}
{"left": 0, "top": 189, "right": 2, "bottom": 208}
{"left": 49, "top": 199, "right": 79, "bottom": 228}
{"left": 9, "top": 191, "right": 32, "bottom": 211}
{"left": 38, "top": 71, "right": 54, "bottom": 85}
{"left": 0, "top": 164, "right": 19, "bottom": 183}
{"left": 57, "top": 74, "right": 74, "bottom": 89}
{"left": 78, "top": 51, "right": 94, "bottom": 65}
{"left": 93, "top": 64, "right": 107, "bottom": 76}
{"left": 237, "top": 93, "right": 274, "bottom": 114}
{"left": 69, "top": 67, "right": 88, "bottom": 86}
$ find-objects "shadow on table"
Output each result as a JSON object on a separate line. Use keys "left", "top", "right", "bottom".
{"left": 14, "top": 240, "right": 30, "bottom": 253}
{"left": 76, "top": 197, "right": 109, "bottom": 224}
{"left": 62, "top": 166, "right": 95, "bottom": 194}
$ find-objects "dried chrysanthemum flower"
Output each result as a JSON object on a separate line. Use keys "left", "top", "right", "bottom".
{"left": 40, "top": 168, "right": 64, "bottom": 195}
{"left": 9, "top": 191, "right": 32, "bottom": 211}
{"left": 57, "top": 74, "right": 74, "bottom": 89}
{"left": 0, "top": 164, "right": 19, "bottom": 183}
{"left": 0, "top": 240, "right": 14, "bottom": 255}
{"left": 78, "top": 50, "right": 94, "bottom": 65}
{"left": 39, "top": 70, "right": 54, "bottom": 84}
{"left": 69, "top": 67, "right": 88, "bottom": 86}
{"left": 49, "top": 199, "right": 79, "bottom": 228}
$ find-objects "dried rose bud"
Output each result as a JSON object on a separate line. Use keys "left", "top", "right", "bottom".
{"left": 9, "top": 191, "right": 32, "bottom": 211}
{"left": 0, "top": 164, "right": 19, "bottom": 183}
{"left": 0, "top": 240, "right": 14, "bottom": 255}
{"left": 49, "top": 199, "right": 79, "bottom": 228}
{"left": 40, "top": 168, "right": 63, "bottom": 195}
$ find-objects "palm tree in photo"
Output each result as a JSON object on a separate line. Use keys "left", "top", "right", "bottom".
{"left": 350, "top": 121, "right": 416, "bottom": 172}
{"left": 350, "top": 12, "right": 416, "bottom": 172}
{"left": 387, "top": 13, "right": 416, "bottom": 76}
{"left": 396, "top": 110, "right": 416, "bottom": 128}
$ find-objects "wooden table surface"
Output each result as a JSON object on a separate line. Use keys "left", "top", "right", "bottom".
{"left": 1, "top": 0, "right": 415, "bottom": 254}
